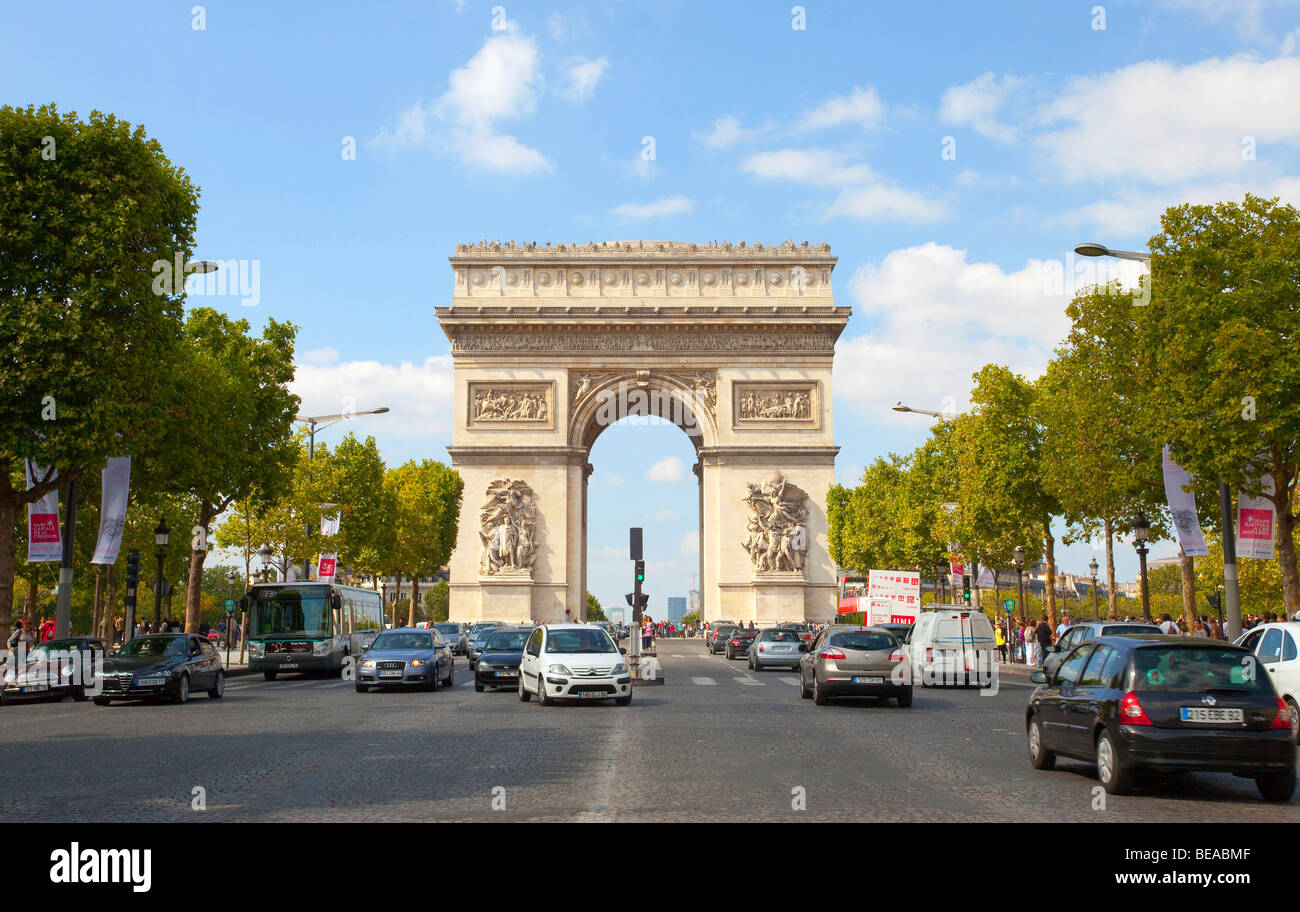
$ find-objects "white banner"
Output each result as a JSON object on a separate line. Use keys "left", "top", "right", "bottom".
{"left": 24, "top": 460, "right": 61, "bottom": 563}
{"left": 1161, "top": 446, "right": 1209, "bottom": 557}
{"left": 1238, "top": 475, "right": 1276, "bottom": 560}
{"left": 91, "top": 457, "right": 131, "bottom": 564}
{"left": 317, "top": 554, "right": 337, "bottom": 582}
{"left": 320, "top": 512, "right": 340, "bottom": 537}
{"left": 976, "top": 565, "right": 996, "bottom": 588}
{"left": 866, "top": 569, "right": 922, "bottom": 625}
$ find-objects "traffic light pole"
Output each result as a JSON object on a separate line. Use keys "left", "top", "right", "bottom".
{"left": 123, "top": 549, "right": 141, "bottom": 643}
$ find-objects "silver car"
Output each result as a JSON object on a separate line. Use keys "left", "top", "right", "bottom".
{"left": 748, "top": 627, "right": 804, "bottom": 671}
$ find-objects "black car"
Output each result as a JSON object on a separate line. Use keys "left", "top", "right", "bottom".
{"left": 95, "top": 634, "right": 225, "bottom": 705}
{"left": 1042, "top": 619, "right": 1161, "bottom": 678}
{"left": 725, "top": 628, "right": 758, "bottom": 660}
{"left": 707, "top": 625, "right": 738, "bottom": 655}
{"left": 474, "top": 626, "right": 532, "bottom": 692}
{"left": 1027, "top": 634, "right": 1295, "bottom": 800}
{"left": 1, "top": 636, "right": 111, "bottom": 704}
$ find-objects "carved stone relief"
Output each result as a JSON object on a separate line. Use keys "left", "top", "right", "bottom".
{"left": 741, "top": 472, "right": 808, "bottom": 573}
{"left": 479, "top": 479, "right": 539, "bottom": 576}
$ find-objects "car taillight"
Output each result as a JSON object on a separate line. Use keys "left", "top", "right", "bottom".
{"left": 1271, "top": 697, "right": 1292, "bottom": 730}
{"left": 1120, "top": 691, "right": 1152, "bottom": 725}
{"left": 819, "top": 647, "right": 846, "bottom": 660}
{"left": 888, "top": 648, "right": 906, "bottom": 662}
{"left": 924, "top": 647, "right": 934, "bottom": 663}
{"left": 758, "top": 645, "right": 765, "bottom": 652}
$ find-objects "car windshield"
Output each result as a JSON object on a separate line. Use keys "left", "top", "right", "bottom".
{"left": 763, "top": 630, "right": 802, "bottom": 642}
{"left": 486, "top": 631, "right": 529, "bottom": 650}
{"left": 546, "top": 629, "right": 617, "bottom": 654}
{"left": 118, "top": 637, "right": 188, "bottom": 657}
{"left": 372, "top": 633, "right": 433, "bottom": 650}
{"left": 715, "top": 626, "right": 736, "bottom": 637}
{"left": 252, "top": 588, "right": 332, "bottom": 637}
{"left": 829, "top": 632, "right": 896, "bottom": 651}
{"left": 435, "top": 624, "right": 460, "bottom": 635}
{"left": 1132, "top": 647, "right": 1269, "bottom": 692}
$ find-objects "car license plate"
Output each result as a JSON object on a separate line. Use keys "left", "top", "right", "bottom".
{"left": 280, "top": 663, "right": 298, "bottom": 669}
{"left": 578, "top": 691, "right": 603, "bottom": 698}
{"left": 494, "top": 671, "right": 515, "bottom": 677}
{"left": 853, "top": 676, "right": 884, "bottom": 684}
{"left": 1180, "top": 707, "right": 1243, "bottom": 723}
{"left": 21, "top": 683, "right": 48, "bottom": 692}
{"left": 138, "top": 677, "right": 166, "bottom": 686}
{"left": 379, "top": 670, "right": 403, "bottom": 677}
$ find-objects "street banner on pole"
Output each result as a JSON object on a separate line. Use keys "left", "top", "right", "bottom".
{"left": 866, "top": 569, "right": 921, "bottom": 625}
{"left": 24, "top": 460, "right": 61, "bottom": 563}
{"left": 976, "top": 565, "right": 996, "bottom": 588}
{"left": 317, "top": 512, "right": 340, "bottom": 581}
{"left": 320, "top": 512, "right": 340, "bottom": 537}
{"left": 91, "top": 457, "right": 131, "bottom": 564}
{"left": 1161, "top": 446, "right": 1209, "bottom": 557}
{"left": 1237, "top": 475, "right": 1276, "bottom": 560}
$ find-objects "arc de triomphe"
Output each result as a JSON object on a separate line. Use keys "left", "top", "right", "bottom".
{"left": 436, "top": 241, "right": 850, "bottom": 625}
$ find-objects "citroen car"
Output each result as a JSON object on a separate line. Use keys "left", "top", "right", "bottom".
{"left": 1027, "top": 635, "right": 1295, "bottom": 800}
{"left": 94, "top": 634, "right": 225, "bottom": 705}
{"left": 474, "top": 626, "right": 532, "bottom": 691}
{"left": 518, "top": 623, "right": 631, "bottom": 705}
{"left": 1, "top": 636, "right": 111, "bottom": 704}
{"left": 355, "top": 628, "right": 453, "bottom": 692}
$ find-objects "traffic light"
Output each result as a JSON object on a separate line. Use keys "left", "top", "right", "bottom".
{"left": 125, "top": 549, "right": 140, "bottom": 592}
{"left": 635, "top": 560, "right": 645, "bottom": 583}
{"left": 625, "top": 593, "right": 649, "bottom": 609}
{"left": 962, "top": 574, "right": 971, "bottom": 604}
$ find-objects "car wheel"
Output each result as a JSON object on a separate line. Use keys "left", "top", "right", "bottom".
{"left": 1095, "top": 730, "right": 1131, "bottom": 794}
{"left": 518, "top": 675, "right": 530, "bottom": 702}
{"left": 813, "top": 676, "right": 828, "bottom": 706}
{"left": 896, "top": 688, "right": 913, "bottom": 708}
{"left": 1027, "top": 717, "right": 1055, "bottom": 770}
{"left": 172, "top": 673, "right": 190, "bottom": 705}
{"left": 208, "top": 671, "right": 224, "bottom": 699}
{"left": 748, "top": 653, "right": 755, "bottom": 670}
{"left": 93, "top": 696, "right": 112, "bottom": 706}
{"left": 355, "top": 682, "right": 368, "bottom": 693}
{"left": 444, "top": 664, "right": 454, "bottom": 687}
{"left": 1256, "top": 765, "right": 1296, "bottom": 802}
{"left": 799, "top": 670, "right": 812, "bottom": 699}
{"left": 263, "top": 671, "right": 277, "bottom": 681}
{"left": 1287, "top": 697, "right": 1299, "bottom": 745}
{"left": 537, "top": 675, "right": 550, "bottom": 706}
{"left": 475, "top": 682, "right": 484, "bottom": 692}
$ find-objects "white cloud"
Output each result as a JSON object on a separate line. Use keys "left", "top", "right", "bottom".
{"left": 557, "top": 57, "right": 608, "bottom": 102}
{"left": 826, "top": 184, "right": 947, "bottom": 223}
{"left": 679, "top": 531, "right": 699, "bottom": 555}
{"left": 741, "top": 148, "right": 875, "bottom": 186}
{"left": 647, "top": 456, "right": 685, "bottom": 482}
{"left": 698, "top": 115, "right": 769, "bottom": 149}
{"left": 371, "top": 28, "right": 552, "bottom": 174}
{"left": 797, "top": 86, "right": 885, "bottom": 131}
{"left": 290, "top": 355, "right": 454, "bottom": 439}
{"left": 833, "top": 244, "right": 1080, "bottom": 423}
{"left": 1038, "top": 55, "right": 1300, "bottom": 184}
{"left": 299, "top": 346, "right": 340, "bottom": 366}
{"left": 610, "top": 196, "right": 695, "bottom": 220}
{"left": 939, "top": 72, "right": 1027, "bottom": 143}
{"left": 1283, "top": 27, "right": 1300, "bottom": 55}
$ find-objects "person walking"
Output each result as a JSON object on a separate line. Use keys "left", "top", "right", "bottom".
{"left": 1158, "top": 613, "right": 1179, "bottom": 635}
{"left": 996, "top": 623, "right": 1007, "bottom": 664}
{"left": 1034, "top": 617, "right": 1053, "bottom": 667}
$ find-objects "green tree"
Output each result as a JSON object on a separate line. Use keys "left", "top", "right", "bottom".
{"left": 1145, "top": 195, "right": 1300, "bottom": 615}
{"left": 321, "top": 434, "right": 389, "bottom": 577}
{"left": 0, "top": 105, "right": 199, "bottom": 641}
{"left": 385, "top": 460, "right": 463, "bottom": 627}
{"left": 157, "top": 308, "right": 300, "bottom": 633}
{"left": 586, "top": 592, "right": 607, "bottom": 622}
{"left": 423, "top": 579, "right": 450, "bottom": 623}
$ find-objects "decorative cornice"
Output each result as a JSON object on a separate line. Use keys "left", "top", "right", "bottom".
{"left": 452, "top": 240, "right": 833, "bottom": 258}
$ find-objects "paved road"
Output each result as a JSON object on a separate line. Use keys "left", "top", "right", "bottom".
{"left": 1, "top": 640, "right": 1295, "bottom": 821}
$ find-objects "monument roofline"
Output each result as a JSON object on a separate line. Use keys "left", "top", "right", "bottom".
{"left": 450, "top": 239, "right": 835, "bottom": 262}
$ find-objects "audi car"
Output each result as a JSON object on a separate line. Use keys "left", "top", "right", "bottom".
{"left": 355, "top": 628, "right": 453, "bottom": 692}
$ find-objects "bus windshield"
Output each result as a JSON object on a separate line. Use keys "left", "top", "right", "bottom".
{"left": 252, "top": 588, "right": 333, "bottom": 638}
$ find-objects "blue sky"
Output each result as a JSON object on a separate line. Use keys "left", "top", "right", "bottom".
{"left": 8, "top": 0, "right": 1300, "bottom": 611}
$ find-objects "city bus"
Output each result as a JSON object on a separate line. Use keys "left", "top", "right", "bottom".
{"left": 243, "top": 582, "right": 384, "bottom": 680}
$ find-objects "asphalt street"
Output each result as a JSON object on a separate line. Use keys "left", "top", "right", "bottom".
{"left": 1, "top": 639, "right": 1296, "bottom": 822}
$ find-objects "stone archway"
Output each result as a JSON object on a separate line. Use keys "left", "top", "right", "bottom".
{"left": 436, "top": 241, "right": 850, "bottom": 625}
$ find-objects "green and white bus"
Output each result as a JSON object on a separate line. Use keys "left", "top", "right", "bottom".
{"left": 244, "top": 582, "right": 384, "bottom": 680}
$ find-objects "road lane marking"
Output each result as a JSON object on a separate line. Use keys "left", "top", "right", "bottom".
{"left": 734, "top": 676, "right": 762, "bottom": 686}
{"left": 691, "top": 676, "right": 716, "bottom": 685}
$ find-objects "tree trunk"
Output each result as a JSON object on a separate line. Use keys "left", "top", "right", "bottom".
{"left": 185, "top": 503, "right": 215, "bottom": 633}
{"left": 393, "top": 572, "right": 402, "bottom": 627}
{"left": 409, "top": 576, "right": 420, "bottom": 628}
{"left": 1043, "top": 521, "right": 1058, "bottom": 631}
{"left": 1104, "top": 518, "right": 1117, "bottom": 619}
{"left": 1274, "top": 465, "right": 1299, "bottom": 616}
{"left": 0, "top": 476, "right": 15, "bottom": 646}
{"left": 91, "top": 565, "right": 103, "bottom": 639}
{"left": 103, "top": 562, "right": 117, "bottom": 640}
{"left": 1179, "top": 546, "right": 1197, "bottom": 631}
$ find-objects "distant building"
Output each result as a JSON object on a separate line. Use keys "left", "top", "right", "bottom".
{"left": 666, "top": 597, "right": 686, "bottom": 624}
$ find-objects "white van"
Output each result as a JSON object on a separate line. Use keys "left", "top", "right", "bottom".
{"left": 908, "top": 606, "right": 996, "bottom": 687}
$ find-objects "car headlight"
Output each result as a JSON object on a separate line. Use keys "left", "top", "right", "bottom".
{"left": 313, "top": 641, "right": 331, "bottom": 656}
{"left": 478, "top": 661, "right": 490, "bottom": 670}
{"left": 547, "top": 664, "right": 572, "bottom": 676}
{"left": 361, "top": 660, "right": 376, "bottom": 669}
{"left": 612, "top": 662, "right": 627, "bottom": 675}
{"left": 409, "top": 659, "right": 423, "bottom": 667}
{"left": 250, "top": 642, "right": 265, "bottom": 658}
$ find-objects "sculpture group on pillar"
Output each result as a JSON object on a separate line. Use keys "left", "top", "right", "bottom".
{"left": 480, "top": 479, "right": 539, "bottom": 575}
{"left": 741, "top": 472, "right": 808, "bottom": 573}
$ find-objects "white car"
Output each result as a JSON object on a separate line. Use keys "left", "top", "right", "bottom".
{"left": 1235, "top": 621, "right": 1300, "bottom": 743}
{"left": 518, "top": 623, "right": 632, "bottom": 705}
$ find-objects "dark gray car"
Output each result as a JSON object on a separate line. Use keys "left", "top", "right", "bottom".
{"left": 434, "top": 622, "right": 467, "bottom": 655}
{"left": 1043, "top": 620, "right": 1161, "bottom": 678}
{"left": 356, "top": 628, "right": 453, "bottom": 692}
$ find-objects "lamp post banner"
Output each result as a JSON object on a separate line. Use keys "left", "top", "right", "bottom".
{"left": 1237, "top": 475, "right": 1276, "bottom": 560}
{"left": 90, "top": 457, "right": 131, "bottom": 565}
{"left": 320, "top": 513, "right": 340, "bottom": 537}
{"left": 1161, "top": 446, "right": 1208, "bottom": 557}
{"left": 24, "top": 459, "right": 61, "bottom": 563}
{"left": 317, "top": 554, "right": 337, "bottom": 582}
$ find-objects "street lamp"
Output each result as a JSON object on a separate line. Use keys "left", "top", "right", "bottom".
{"left": 153, "top": 516, "right": 170, "bottom": 629}
{"left": 259, "top": 544, "right": 274, "bottom": 584}
{"left": 1089, "top": 556, "right": 1100, "bottom": 617}
{"left": 294, "top": 407, "right": 390, "bottom": 577}
{"left": 1073, "top": 242, "right": 1151, "bottom": 264}
{"left": 892, "top": 401, "right": 959, "bottom": 420}
{"left": 1013, "top": 544, "right": 1026, "bottom": 621}
{"left": 1133, "top": 511, "right": 1152, "bottom": 622}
